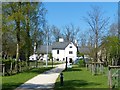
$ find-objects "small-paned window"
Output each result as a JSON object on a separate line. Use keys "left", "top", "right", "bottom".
{"left": 57, "top": 50, "right": 59, "bottom": 54}
{"left": 69, "top": 51, "right": 73, "bottom": 54}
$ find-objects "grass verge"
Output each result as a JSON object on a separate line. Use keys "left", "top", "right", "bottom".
{"left": 2, "top": 67, "right": 52, "bottom": 90}
{"left": 54, "top": 65, "right": 108, "bottom": 90}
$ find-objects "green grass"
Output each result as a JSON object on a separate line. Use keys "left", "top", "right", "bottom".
{"left": 42, "top": 61, "right": 63, "bottom": 65}
{"left": 2, "top": 67, "right": 53, "bottom": 90}
{"left": 54, "top": 65, "right": 108, "bottom": 90}
{"left": 30, "top": 61, "right": 63, "bottom": 67}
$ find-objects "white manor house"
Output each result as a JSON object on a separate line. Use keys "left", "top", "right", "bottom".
{"left": 29, "top": 38, "right": 78, "bottom": 63}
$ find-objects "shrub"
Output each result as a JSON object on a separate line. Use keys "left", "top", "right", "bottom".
{"left": 78, "top": 59, "right": 84, "bottom": 67}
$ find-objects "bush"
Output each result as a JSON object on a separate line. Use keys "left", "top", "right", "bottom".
{"left": 78, "top": 59, "right": 84, "bottom": 67}
{"left": 1, "top": 59, "right": 27, "bottom": 76}
{"left": 1, "top": 59, "right": 16, "bottom": 75}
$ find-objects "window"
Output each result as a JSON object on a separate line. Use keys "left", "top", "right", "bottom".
{"left": 57, "top": 59, "right": 59, "bottom": 61}
{"left": 57, "top": 50, "right": 59, "bottom": 54}
{"left": 69, "top": 51, "right": 73, "bottom": 54}
{"left": 69, "top": 58, "right": 72, "bottom": 63}
{"left": 70, "top": 46, "right": 72, "bottom": 48}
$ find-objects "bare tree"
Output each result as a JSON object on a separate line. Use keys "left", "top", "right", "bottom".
{"left": 79, "top": 33, "right": 87, "bottom": 47}
{"left": 84, "top": 6, "right": 109, "bottom": 75}
{"left": 63, "top": 24, "right": 80, "bottom": 42}
{"left": 51, "top": 25, "right": 62, "bottom": 42}
{"left": 109, "top": 23, "right": 118, "bottom": 36}
{"left": 43, "top": 25, "right": 53, "bottom": 45}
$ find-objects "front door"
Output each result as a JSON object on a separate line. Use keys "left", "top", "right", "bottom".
{"left": 69, "top": 58, "right": 72, "bottom": 63}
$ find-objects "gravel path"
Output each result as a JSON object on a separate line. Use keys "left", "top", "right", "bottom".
{"left": 15, "top": 64, "right": 65, "bottom": 90}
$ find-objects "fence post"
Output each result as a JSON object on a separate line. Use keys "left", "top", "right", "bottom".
{"left": 29, "top": 62, "right": 31, "bottom": 69}
{"left": 92, "top": 63, "right": 94, "bottom": 75}
{"left": 96, "top": 63, "right": 99, "bottom": 73}
{"left": 65, "top": 57, "right": 67, "bottom": 70}
{"left": 52, "top": 57, "right": 53, "bottom": 68}
{"left": 90, "top": 64, "right": 92, "bottom": 73}
{"left": 118, "top": 70, "right": 120, "bottom": 89}
{"left": 10, "top": 62, "right": 13, "bottom": 75}
{"left": 100, "top": 63, "right": 103, "bottom": 74}
{"left": 86, "top": 64, "right": 87, "bottom": 70}
{"left": 108, "top": 66, "right": 112, "bottom": 88}
{"left": 19, "top": 61, "right": 22, "bottom": 72}
{"left": 2, "top": 64, "right": 5, "bottom": 76}
{"left": 35, "top": 60, "right": 37, "bottom": 68}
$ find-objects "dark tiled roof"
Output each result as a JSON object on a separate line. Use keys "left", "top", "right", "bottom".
{"left": 37, "top": 45, "right": 52, "bottom": 54}
{"left": 37, "top": 41, "right": 77, "bottom": 54}
{"left": 78, "top": 47, "right": 90, "bottom": 54}
{"left": 52, "top": 42, "right": 70, "bottom": 50}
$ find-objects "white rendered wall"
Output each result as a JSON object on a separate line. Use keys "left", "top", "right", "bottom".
{"left": 52, "top": 42, "right": 77, "bottom": 62}
{"left": 65, "top": 42, "right": 77, "bottom": 62}
{"left": 52, "top": 50, "right": 65, "bottom": 61}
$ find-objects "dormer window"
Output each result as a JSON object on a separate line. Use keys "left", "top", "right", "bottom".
{"left": 70, "top": 46, "right": 72, "bottom": 48}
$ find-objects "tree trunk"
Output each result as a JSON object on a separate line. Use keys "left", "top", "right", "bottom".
{"left": 15, "top": 2, "right": 21, "bottom": 73}
{"left": 25, "top": 3, "right": 31, "bottom": 68}
{"left": 16, "top": 35, "right": 20, "bottom": 73}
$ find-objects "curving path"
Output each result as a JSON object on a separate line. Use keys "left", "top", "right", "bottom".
{"left": 15, "top": 63, "right": 65, "bottom": 90}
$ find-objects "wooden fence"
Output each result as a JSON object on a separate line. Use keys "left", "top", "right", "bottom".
{"left": 108, "top": 65, "right": 120, "bottom": 89}
{"left": 1, "top": 61, "right": 44, "bottom": 76}
{"left": 0, "top": 64, "right": 5, "bottom": 76}
{"left": 86, "top": 62, "right": 104, "bottom": 75}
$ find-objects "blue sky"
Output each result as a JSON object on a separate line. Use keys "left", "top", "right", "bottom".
{"left": 43, "top": 2, "right": 118, "bottom": 32}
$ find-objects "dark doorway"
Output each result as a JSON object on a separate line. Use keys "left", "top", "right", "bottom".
{"left": 57, "top": 58, "right": 59, "bottom": 61}
{"left": 69, "top": 58, "right": 72, "bottom": 63}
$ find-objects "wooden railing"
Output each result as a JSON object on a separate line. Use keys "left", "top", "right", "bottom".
{"left": 108, "top": 65, "right": 120, "bottom": 88}
{"left": 86, "top": 62, "right": 104, "bottom": 75}
{"left": 0, "top": 64, "right": 5, "bottom": 76}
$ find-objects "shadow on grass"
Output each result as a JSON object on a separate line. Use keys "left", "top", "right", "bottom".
{"left": 2, "top": 83, "right": 22, "bottom": 90}
{"left": 3, "top": 67, "right": 53, "bottom": 76}
{"left": 2, "top": 67, "right": 53, "bottom": 90}
{"left": 63, "top": 68, "right": 82, "bottom": 72}
{"left": 2, "top": 83, "right": 54, "bottom": 90}
{"left": 43, "top": 68, "right": 65, "bottom": 74}
{"left": 54, "top": 80, "right": 102, "bottom": 90}
{"left": 27, "top": 67, "right": 53, "bottom": 74}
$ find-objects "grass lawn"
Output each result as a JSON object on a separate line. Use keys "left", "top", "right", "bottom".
{"left": 54, "top": 65, "right": 108, "bottom": 90}
{"left": 2, "top": 67, "right": 53, "bottom": 90}
{"left": 39, "top": 61, "right": 64, "bottom": 65}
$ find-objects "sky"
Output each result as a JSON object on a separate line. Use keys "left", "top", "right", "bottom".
{"left": 43, "top": 2, "right": 118, "bottom": 33}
